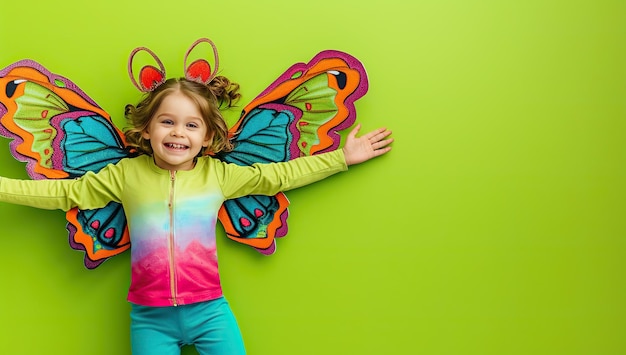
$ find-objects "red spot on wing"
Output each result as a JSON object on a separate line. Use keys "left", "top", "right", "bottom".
{"left": 104, "top": 228, "right": 115, "bottom": 239}
{"left": 240, "top": 217, "right": 251, "bottom": 227}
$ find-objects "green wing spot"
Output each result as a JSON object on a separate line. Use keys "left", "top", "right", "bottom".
{"left": 54, "top": 79, "right": 66, "bottom": 88}
{"left": 285, "top": 75, "right": 338, "bottom": 154}
{"left": 13, "top": 82, "right": 68, "bottom": 166}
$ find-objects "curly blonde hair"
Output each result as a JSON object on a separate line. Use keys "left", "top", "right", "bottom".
{"left": 124, "top": 76, "right": 240, "bottom": 156}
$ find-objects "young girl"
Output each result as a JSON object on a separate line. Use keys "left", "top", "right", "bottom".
{"left": 0, "top": 75, "right": 392, "bottom": 354}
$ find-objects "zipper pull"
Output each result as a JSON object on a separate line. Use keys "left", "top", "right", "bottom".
{"left": 169, "top": 170, "right": 176, "bottom": 209}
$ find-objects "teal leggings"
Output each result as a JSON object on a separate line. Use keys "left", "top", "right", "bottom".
{"left": 130, "top": 297, "right": 246, "bottom": 355}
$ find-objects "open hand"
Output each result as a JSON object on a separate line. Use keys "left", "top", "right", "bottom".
{"left": 342, "top": 124, "right": 393, "bottom": 166}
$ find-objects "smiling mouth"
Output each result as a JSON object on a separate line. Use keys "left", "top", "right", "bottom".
{"left": 165, "top": 143, "right": 189, "bottom": 150}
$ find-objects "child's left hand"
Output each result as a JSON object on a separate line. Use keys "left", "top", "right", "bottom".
{"left": 342, "top": 124, "right": 393, "bottom": 166}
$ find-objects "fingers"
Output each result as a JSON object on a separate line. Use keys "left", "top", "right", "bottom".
{"left": 364, "top": 128, "right": 393, "bottom": 160}
{"left": 345, "top": 124, "right": 393, "bottom": 162}
{"left": 372, "top": 146, "right": 392, "bottom": 158}
{"left": 366, "top": 127, "right": 392, "bottom": 142}
{"left": 348, "top": 123, "right": 362, "bottom": 139}
{"left": 342, "top": 124, "right": 393, "bottom": 165}
{"left": 367, "top": 128, "right": 393, "bottom": 151}
{"left": 372, "top": 137, "right": 394, "bottom": 150}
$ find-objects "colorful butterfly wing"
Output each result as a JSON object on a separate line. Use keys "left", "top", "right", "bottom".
{"left": 216, "top": 107, "right": 296, "bottom": 253}
{"left": 216, "top": 50, "right": 369, "bottom": 253}
{"left": 66, "top": 201, "right": 129, "bottom": 269}
{"left": 0, "top": 60, "right": 131, "bottom": 268}
{"left": 57, "top": 114, "right": 132, "bottom": 268}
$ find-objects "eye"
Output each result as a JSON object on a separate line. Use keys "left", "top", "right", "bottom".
{"left": 161, "top": 119, "right": 174, "bottom": 125}
{"left": 187, "top": 122, "right": 200, "bottom": 129}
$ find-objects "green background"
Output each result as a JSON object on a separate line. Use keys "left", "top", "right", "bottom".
{"left": 1, "top": 0, "right": 625, "bottom": 354}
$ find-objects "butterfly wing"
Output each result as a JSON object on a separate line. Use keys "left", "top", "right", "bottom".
{"left": 0, "top": 60, "right": 131, "bottom": 268}
{"left": 216, "top": 50, "right": 369, "bottom": 253}
{"left": 216, "top": 107, "right": 296, "bottom": 254}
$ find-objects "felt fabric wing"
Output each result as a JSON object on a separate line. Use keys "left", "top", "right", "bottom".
{"left": 0, "top": 60, "right": 132, "bottom": 268}
{"left": 215, "top": 50, "right": 369, "bottom": 254}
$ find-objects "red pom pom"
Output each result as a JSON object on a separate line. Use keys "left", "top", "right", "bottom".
{"left": 139, "top": 65, "right": 165, "bottom": 91}
{"left": 187, "top": 59, "right": 212, "bottom": 83}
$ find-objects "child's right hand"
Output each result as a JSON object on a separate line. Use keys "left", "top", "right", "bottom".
{"left": 342, "top": 124, "right": 393, "bottom": 166}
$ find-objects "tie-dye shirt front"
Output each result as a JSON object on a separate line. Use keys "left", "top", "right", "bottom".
{"left": 122, "top": 163, "right": 225, "bottom": 306}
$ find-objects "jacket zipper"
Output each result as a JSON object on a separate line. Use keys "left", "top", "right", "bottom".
{"left": 168, "top": 170, "right": 178, "bottom": 306}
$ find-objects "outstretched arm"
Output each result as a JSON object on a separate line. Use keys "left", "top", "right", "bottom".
{"left": 219, "top": 124, "right": 393, "bottom": 198}
{"left": 342, "top": 124, "right": 394, "bottom": 166}
{"left": 0, "top": 162, "right": 124, "bottom": 211}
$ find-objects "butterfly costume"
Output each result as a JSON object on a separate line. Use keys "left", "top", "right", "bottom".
{"left": 0, "top": 38, "right": 369, "bottom": 277}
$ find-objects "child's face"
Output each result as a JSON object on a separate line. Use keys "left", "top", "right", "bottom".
{"left": 142, "top": 91, "right": 212, "bottom": 171}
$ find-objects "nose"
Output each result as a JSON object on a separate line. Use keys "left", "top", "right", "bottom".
{"left": 171, "top": 124, "right": 185, "bottom": 137}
